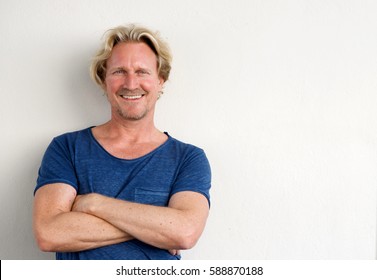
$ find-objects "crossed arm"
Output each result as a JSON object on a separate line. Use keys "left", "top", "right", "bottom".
{"left": 33, "top": 183, "right": 209, "bottom": 253}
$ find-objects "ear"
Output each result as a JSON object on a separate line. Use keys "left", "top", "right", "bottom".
{"left": 100, "top": 84, "right": 109, "bottom": 98}
{"left": 158, "top": 76, "right": 165, "bottom": 86}
{"left": 100, "top": 80, "right": 108, "bottom": 92}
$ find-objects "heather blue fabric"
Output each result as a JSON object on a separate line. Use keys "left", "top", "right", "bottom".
{"left": 35, "top": 127, "right": 211, "bottom": 260}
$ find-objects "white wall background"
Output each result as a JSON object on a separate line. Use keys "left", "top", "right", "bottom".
{"left": 1, "top": 0, "right": 376, "bottom": 260}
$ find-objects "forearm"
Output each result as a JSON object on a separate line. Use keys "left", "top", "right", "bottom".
{"left": 92, "top": 199, "right": 189, "bottom": 249}
{"left": 73, "top": 192, "right": 208, "bottom": 250}
{"left": 34, "top": 210, "right": 133, "bottom": 252}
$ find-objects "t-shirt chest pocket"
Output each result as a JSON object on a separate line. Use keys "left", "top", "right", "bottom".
{"left": 134, "top": 188, "right": 170, "bottom": 206}
{"left": 132, "top": 166, "right": 175, "bottom": 206}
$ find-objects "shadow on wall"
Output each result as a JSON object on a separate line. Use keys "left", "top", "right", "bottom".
{"left": 1, "top": 46, "right": 110, "bottom": 260}
{"left": 1, "top": 140, "right": 54, "bottom": 259}
{"left": 63, "top": 45, "right": 110, "bottom": 127}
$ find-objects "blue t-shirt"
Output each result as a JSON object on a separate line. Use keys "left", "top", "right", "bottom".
{"left": 35, "top": 127, "right": 211, "bottom": 260}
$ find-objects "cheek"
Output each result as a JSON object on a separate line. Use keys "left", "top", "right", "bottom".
{"left": 140, "top": 79, "right": 162, "bottom": 93}
{"left": 104, "top": 79, "right": 126, "bottom": 96}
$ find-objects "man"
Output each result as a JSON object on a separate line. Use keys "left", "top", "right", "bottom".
{"left": 33, "top": 24, "right": 211, "bottom": 260}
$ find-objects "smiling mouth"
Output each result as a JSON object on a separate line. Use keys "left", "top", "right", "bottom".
{"left": 117, "top": 88, "right": 147, "bottom": 100}
{"left": 120, "top": 94, "right": 145, "bottom": 100}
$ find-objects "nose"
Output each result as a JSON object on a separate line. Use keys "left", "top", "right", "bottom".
{"left": 123, "top": 73, "right": 139, "bottom": 90}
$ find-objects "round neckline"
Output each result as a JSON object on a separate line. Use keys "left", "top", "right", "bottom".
{"left": 87, "top": 126, "right": 171, "bottom": 161}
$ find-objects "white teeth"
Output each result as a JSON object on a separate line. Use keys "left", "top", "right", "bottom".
{"left": 121, "top": 95, "right": 142, "bottom": 99}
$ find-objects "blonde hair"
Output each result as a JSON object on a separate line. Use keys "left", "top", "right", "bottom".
{"left": 90, "top": 24, "right": 172, "bottom": 87}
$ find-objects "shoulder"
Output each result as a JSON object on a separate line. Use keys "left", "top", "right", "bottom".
{"left": 165, "top": 133, "right": 210, "bottom": 164}
{"left": 53, "top": 127, "right": 92, "bottom": 141}
{"left": 45, "top": 127, "right": 94, "bottom": 157}
{"left": 51, "top": 127, "right": 93, "bottom": 146}
{"left": 165, "top": 133, "right": 203, "bottom": 152}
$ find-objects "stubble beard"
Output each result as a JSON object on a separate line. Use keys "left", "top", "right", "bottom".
{"left": 114, "top": 88, "right": 150, "bottom": 121}
{"left": 116, "top": 106, "right": 148, "bottom": 121}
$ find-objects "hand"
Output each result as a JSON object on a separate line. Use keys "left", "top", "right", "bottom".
{"left": 72, "top": 193, "right": 102, "bottom": 214}
{"left": 168, "top": 249, "right": 181, "bottom": 256}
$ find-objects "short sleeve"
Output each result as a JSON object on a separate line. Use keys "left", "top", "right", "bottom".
{"left": 34, "top": 136, "right": 78, "bottom": 194}
{"left": 170, "top": 147, "right": 211, "bottom": 206}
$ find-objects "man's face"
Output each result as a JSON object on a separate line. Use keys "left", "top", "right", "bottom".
{"left": 104, "top": 42, "right": 164, "bottom": 122}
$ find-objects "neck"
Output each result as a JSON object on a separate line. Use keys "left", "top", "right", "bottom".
{"left": 103, "top": 114, "right": 161, "bottom": 144}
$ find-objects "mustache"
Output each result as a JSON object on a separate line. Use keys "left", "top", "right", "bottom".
{"left": 116, "top": 88, "right": 147, "bottom": 96}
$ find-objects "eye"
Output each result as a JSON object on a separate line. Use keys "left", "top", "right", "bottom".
{"left": 136, "top": 69, "right": 150, "bottom": 75}
{"left": 112, "top": 69, "right": 126, "bottom": 75}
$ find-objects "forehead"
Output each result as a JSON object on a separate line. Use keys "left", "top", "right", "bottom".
{"left": 107, "top": 42, "right": 158, "bottom": 68}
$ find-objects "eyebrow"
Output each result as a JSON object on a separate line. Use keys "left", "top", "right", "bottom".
{"left": 108, "top": 66, "right": 125, "bottom": 72}
{"left": 108, "top": 66, "right": 152, "bottom": 73}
